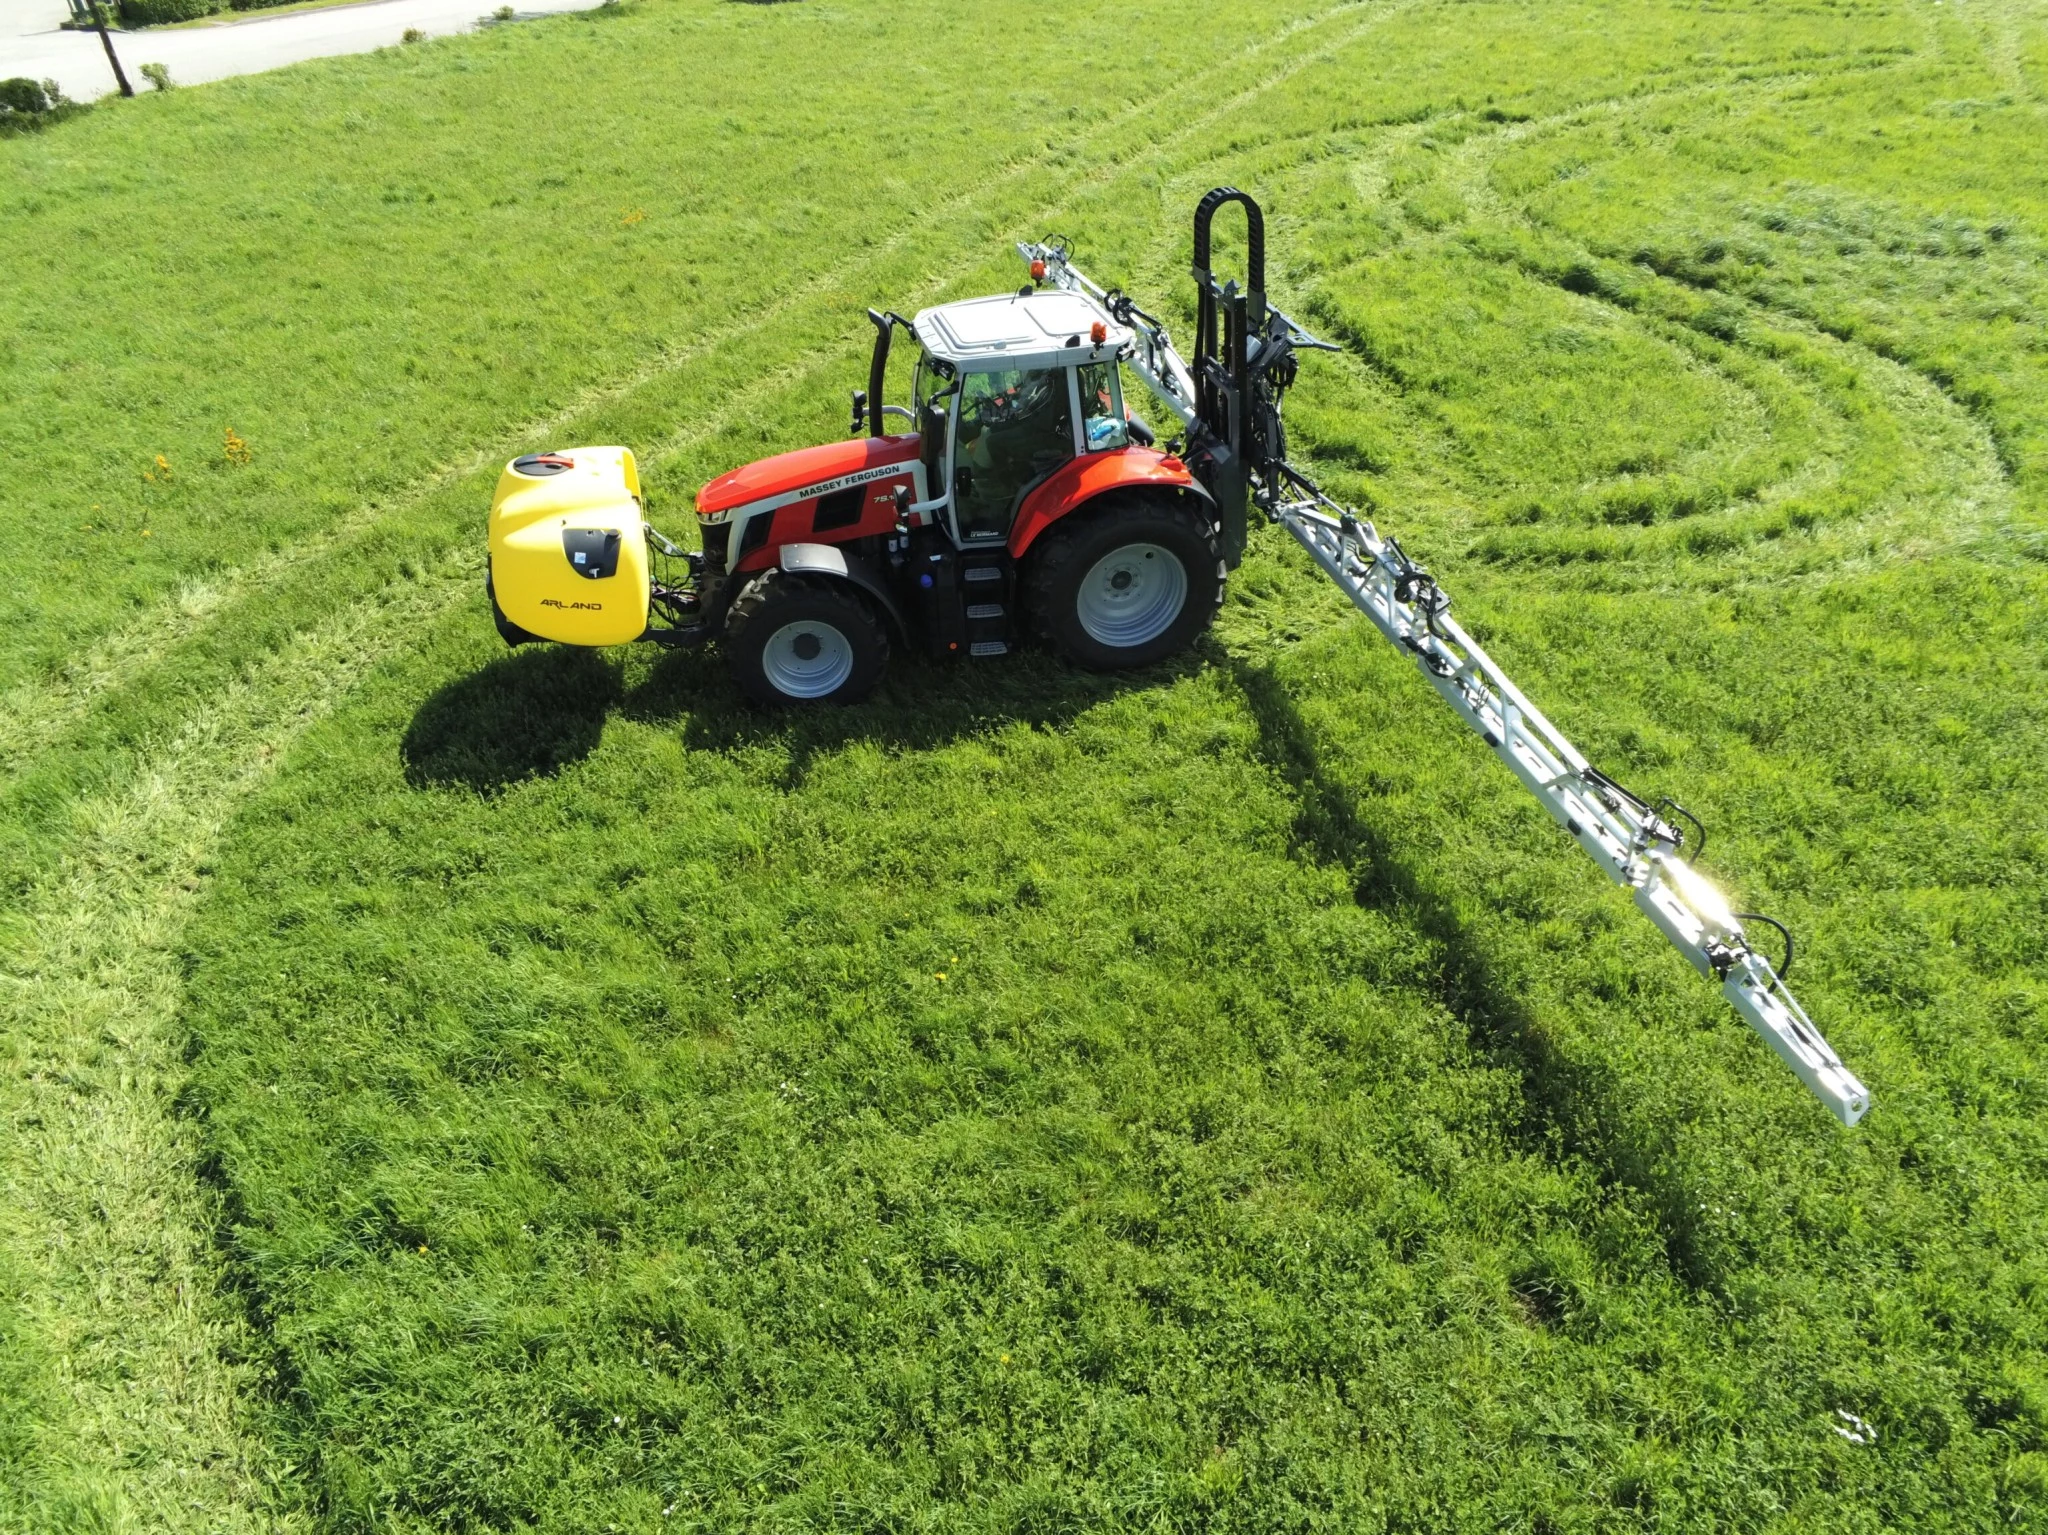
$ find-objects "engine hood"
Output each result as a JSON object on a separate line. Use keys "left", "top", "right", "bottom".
{"left": 696, "top": 434, "right": 920, "bottom": 520}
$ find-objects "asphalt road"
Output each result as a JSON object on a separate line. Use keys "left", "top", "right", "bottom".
{"left": 1, "top": 0, "right": 596, "bottom": 101}
{"left": 3, "top": 0, "right": 77, "bottom": 41}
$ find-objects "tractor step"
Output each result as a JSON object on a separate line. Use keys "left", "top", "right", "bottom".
{"left": 914, "top": 546, "right": 1016, "bottom": 660}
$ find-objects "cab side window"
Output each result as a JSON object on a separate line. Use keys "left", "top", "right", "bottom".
{"left": 913, "top": 352, "right": 958, "bottom": 502}
{"left": 1077, "top": 361, "right": 1129, "bottom": 452}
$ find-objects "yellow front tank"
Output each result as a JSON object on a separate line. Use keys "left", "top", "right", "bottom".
{"left": 488, "top": 446, "right": 651, "bottom": 647}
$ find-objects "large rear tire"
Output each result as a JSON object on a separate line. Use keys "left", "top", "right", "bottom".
{"left": 1023, "top": 492, "right": 1225, "bottom": 670}
{"left": 724, "top": 570, "right": 890, "bottom": 706}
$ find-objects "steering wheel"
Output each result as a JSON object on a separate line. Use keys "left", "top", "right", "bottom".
{"left": 977, "top": 386, "right": 1023, "bottom": 427}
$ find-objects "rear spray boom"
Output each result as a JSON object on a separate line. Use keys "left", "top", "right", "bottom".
{"left": 1020, "top": 192, "right": 1870, "bottom": 1126}
{"left": 1266, "top": 470, "right": 1869, "bottom": 1124}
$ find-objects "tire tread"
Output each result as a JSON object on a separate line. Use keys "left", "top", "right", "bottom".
{"left": 1023, "top": 491, "right": 1225, "bottom": 669}
{"left": 724, "top": 570, "right": 890, "bottom": 705}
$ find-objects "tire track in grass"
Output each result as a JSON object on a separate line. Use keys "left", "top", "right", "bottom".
{"left": 1425, "top": 75, "right": 1918, "bottom": 565}
{"left": 1960, "top": 0, "right": 2045, "bottom": 103}
{"left": 1095, "top": 65, "right": 1879, "bottom": 612}
{"left": 1115, "top": 60, "right": 1865, "bottom": 525}
{"left": 0, "top": 559, "right": 467, "bottom": 1535}
{"left": 1254, "top": 40, "right": 2030, "bottom": 563}
{"left": 0, "top": 0, "right": 1398, "bottom": 786}
{"left": 1422, "top": 71, "right": 2019, "bottom": 578}
{"left": 1139, "top": 53, "right": 2014, "bottom": 590}
{"left": 1417, "top": 63, "right": 1957, "bottom": 578}
{"left": 0, "top": 9, "right": 1443, "bottom": 1521}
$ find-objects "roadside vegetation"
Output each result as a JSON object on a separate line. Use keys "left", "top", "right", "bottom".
{"left": 116, "top": 0, "right": 369, "bottom": 30}
{"left": 0, "top": 77, "right": 90, "bottom": 136}
{"left": 2, "top": 0, "right": 2044, "bottom": 1529}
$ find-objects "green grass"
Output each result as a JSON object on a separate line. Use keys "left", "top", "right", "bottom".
{"left": 3, "top": 0, "right": 2047, "bottom": 1528}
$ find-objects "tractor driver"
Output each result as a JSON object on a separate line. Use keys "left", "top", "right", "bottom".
{"left": 952, "top": 366, "right": 1075, "bottom": 540}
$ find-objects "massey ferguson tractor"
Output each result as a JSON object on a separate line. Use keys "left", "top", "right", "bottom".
{"left": 485, "top": 189, "right": 1870, "bottom": 1126}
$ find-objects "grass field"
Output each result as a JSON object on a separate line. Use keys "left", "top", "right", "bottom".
{"left": 4, "top": 0, "right": 2047, "bottom": 1528}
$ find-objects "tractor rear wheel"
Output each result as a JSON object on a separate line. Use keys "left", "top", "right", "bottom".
{"left": 725, "top": 570, "right": 890, "bottom": 706}
{"left": 1024, "top": 492, "right": 1224, "bottom": 670}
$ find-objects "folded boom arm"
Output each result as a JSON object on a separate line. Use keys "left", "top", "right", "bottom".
{"left": 1018, "top": 207, "right": 1869, "bottom": 1127}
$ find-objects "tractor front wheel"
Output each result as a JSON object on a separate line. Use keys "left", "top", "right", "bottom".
{"left": 1024, "top": 492, "right": 1224, "bottom": 670}
{"left": 725, "top": 571, "right": 890, "bottom": 706}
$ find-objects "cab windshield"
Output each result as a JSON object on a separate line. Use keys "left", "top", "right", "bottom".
{"left": 913, "top": 350, "right": 958, "bottom": 499}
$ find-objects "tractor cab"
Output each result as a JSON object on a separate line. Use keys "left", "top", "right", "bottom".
{"left": 900, "top": 290, "right": 1143, "bottom": 548}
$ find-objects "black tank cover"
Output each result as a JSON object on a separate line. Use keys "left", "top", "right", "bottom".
{"left": 562, "top": 528, "right": 622, "bottom": 579}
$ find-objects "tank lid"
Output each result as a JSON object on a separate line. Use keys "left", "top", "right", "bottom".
{"left": 512, "top": 452, "right": 575, "bottom": 477}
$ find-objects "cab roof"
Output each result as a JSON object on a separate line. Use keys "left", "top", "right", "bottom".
{"left": 913, "top": 289, "right": 1132, "bottom": 371}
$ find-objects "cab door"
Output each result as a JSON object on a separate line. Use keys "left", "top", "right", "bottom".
{"left": 947, "top": 366, "right": 1080, "bottom": 544}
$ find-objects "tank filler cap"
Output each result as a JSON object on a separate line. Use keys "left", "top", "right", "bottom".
{"left": 513, "top": 453, "right": 575, "bottom": 477}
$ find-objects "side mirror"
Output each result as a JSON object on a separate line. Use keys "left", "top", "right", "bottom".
{"left": 849, "top": 389, "right": 868, "bottom": 437}
{"left": 893, "top": 485, "right": 913, "bottom": 535}
{"left": 1127, "top": 414, "right": 1157, "bottom": 447}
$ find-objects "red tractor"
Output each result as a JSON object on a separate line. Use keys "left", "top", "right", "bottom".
{"left": 695, "top": 283, "right": 1226, "bottom": 704}
{"left": 486, "top": 192, "right": 1285, "bottom": 704}
{"left": 483, "top": 189, "right": 1871, "bottom": 1126}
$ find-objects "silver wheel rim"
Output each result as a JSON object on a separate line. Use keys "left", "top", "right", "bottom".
{"left": 1075, "top": 542, "right": 1187, "bottom": 648}
{"left": 761, "top": 619, "right": 855, "bottom": 699}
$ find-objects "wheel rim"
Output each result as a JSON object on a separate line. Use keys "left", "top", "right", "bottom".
{"left": 1075, "top": 542, "right": 1187, "bottom": 648}
{"left": 761, "top": 619, "right": 855, "bottom": 698}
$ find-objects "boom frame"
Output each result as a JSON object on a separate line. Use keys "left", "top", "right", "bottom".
{"left": 1019, "top": 195, "right": 1870, "bottom": 1127}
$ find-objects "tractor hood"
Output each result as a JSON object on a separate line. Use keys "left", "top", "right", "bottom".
{"left": 695, "top": 434, "right": 920, "bottom": 523}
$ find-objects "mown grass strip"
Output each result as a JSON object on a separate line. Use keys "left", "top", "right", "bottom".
{"left": 0, "top": 558, "right": 471, "bottom": 1533}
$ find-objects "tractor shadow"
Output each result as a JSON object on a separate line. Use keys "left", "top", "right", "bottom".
{"left": 401, "top": 645, "right": 623, "bottom": 793}
{"left": 1216, "top": 646, "right": 1717, "bottom": 1291}
{"left": 619, "top": 642, "right": 1200, "bottom": 790}
{"left": 400, "top": 640, "right": 1196, "bottom": 795}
